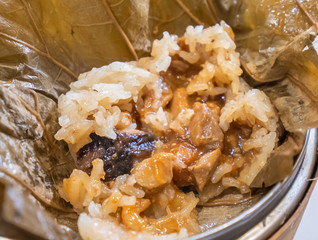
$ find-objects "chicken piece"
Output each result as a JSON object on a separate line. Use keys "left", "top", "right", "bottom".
{"left": 77, "top": 130, "right": 156, "bottom": 181}
{"left": 188, "top": 148, "right": 221, "bottom": 191}
{"left": 133, "top": 152, "right": 174, "bottom": 189}
{"left": 189, "top": 102, "right": 224, "bottom": 149}
{"left": 170, "top": 142, "right": 198, "bottom": 165}
{"left": 169, "top": 142, "right": 198, "bottom": 186}
{"left": 170, "top": 88, "right": 190, "bottom": 119}
{"left": 60, "top": 159, "right": 105, "bottom": 209}
{"left": 206, "top": 101, "right": 221, "bottom": 116}
{"left": 149, "top": 190, "right": 200, "bottom": 235}
{"left": 122, "top": 199, "right": 151, "bottom": 231}
{"left": 172, "top": 165, "right": 194, "bottom": 187}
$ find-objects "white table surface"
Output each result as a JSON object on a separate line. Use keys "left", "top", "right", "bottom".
{"left": 294, "top": 180, "right": 318, "bottom": 240}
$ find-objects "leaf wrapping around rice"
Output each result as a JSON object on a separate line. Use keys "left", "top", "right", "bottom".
{"left": 214, "top": 0, "right": 318, "bottom": 130}
{"left": 0, "top": 0, "right": 316, "bottom": 239}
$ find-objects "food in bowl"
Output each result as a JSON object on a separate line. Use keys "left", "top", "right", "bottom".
{"left": 55, "top": 22, "right": 279, "bottom": 239}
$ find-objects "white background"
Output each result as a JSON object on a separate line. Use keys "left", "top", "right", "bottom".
{"left": 294, "top": 182, "right": 318, "bottom": 240}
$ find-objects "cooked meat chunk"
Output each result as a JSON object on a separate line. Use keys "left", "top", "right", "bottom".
{"left": 170, "top": 88, "right": 190, "bottom": 119}
{"left": 189, "top": 102, "right": 224, "bottom": 149}
{"left": 77, "top": 130, "right": 156, "bottom": 181}
{"left": 170, "top": 142, "right": 198, "bottom": 186}
{"left": 188, "top": 148, "right": 221, "bottom": 191}
{"left": 133, "top": 152, "right": 174, "bottom": 189}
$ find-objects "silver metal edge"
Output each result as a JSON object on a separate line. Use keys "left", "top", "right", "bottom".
{"left": 186, "top": 129, "right": 317, "bottom": 240}
{"left": 240, "top": 128, "right": 317, "bottom": 240}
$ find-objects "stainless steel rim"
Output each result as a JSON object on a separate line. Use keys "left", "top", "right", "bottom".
{"left": 187, "top": 129, "right": 317, "bottom": 240}
{"left": 240, "top": 128, "right": 317, "bottom": 240}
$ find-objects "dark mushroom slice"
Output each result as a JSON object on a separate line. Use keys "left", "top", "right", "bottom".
{"left": 77, "top": 130, "right": 156, "bottom": 181}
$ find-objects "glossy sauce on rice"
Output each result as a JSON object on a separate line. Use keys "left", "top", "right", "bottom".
{"left": 55, "top": 22, "right": 278, "bottom": 239}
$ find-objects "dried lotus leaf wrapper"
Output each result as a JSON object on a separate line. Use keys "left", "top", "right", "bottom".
{"left": 0, "top": 181, "right": 79, "bottom": 239}
{"left": 251, "top": 131, "right": 305, "bottom": 188}
{"left": 214, "top": 0, "right": 318, "bottom": 131}
{"left": 0, "top": 84, "right": 79, "bottom": 238}
{"left": 0, "top": 0, "right": 311, "bottom": 239}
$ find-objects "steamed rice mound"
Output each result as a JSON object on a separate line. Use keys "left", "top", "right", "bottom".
{"left": 55, "top": 22, "right": 242, "bottom": 152}
{"left": 56, "top": 22, "right": 279, "bottom": 240}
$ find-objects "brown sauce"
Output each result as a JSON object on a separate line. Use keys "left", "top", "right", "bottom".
{"left": 77, "top": 44, "right": 254, "bottom": 190}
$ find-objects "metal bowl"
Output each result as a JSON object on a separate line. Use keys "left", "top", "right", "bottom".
{"left": 1, "top": 130, "right": 316, "bottom": 240}
{"left": 187, "top": 128, "right": 317, "bottom": 240}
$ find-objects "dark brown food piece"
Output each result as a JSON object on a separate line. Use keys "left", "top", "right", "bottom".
{"left": 77, "top": 130, "right": 156, "bottom": 181}
{"left": 161, "top": 54, "right": 203, "bottom": 90}
{"left": 223, "top": 123, "right": 252, "bottom": 157}
{"left": 189, "top": 102, "right": 224, "bottom": 150}
{"left": 188, "top": 148, "right": 221, "bottom": 191}
{"left": 170, "top": 142, "right": 198, "bottom": 186}
{"left": 170, "top": 88, "right": 190, "bottom": 119}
